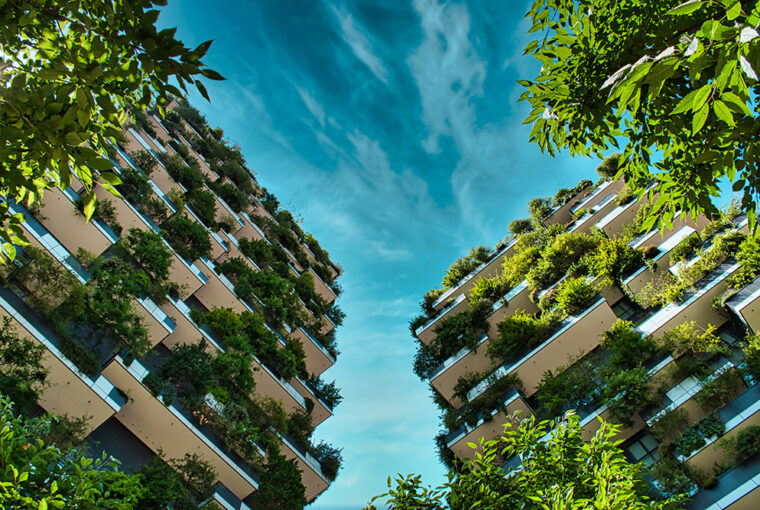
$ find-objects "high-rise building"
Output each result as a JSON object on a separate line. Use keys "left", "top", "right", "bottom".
{"left": 0, "top": 99, "right": 344, "bottom": 508}
{"left": 411, "top": 174, "right": 760, "bottom": 508}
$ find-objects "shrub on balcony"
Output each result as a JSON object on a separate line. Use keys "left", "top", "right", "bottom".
{"left": 743, "top": 333, "right": 760, "bottom": 381}
{"left": 209, "top": 180, "right": 249, "bottom": 213}
{"left": 129, "top": 149, "right": 157, "bottom": 175}
{"left": 74, "top": 196, "right": 123, "bottom": 236}
{"left": 603, "top": 366, "right": 654, "bottom": 426}
{"left": 248, "top": 451, "right": 306, "bottom": 510}
{"left": 670, "top": 233, "right": 701, "bottom": 264}
{"left": 0, "top": 318, "right": 47, "bottom": 411}
{"left": 675, "top": 426, "right": 706, "bottom": 457}
{"left": 661, "top": 321, "right": 720, "bottom": 357}
{"left": 469, "top": 275, "right": 510, "bottom": 306}
{"left": 12, "top": 246, "right": 83, "bottom": 318}
{"left": 526, "top": 232, "right": 598, "bottom": 291}
{"left": 239, "top": 237, "right": 274, "bottom": 268}
{"left": 553, "top": 179, "right": 592, "bottom": 207}
{"left": 636, "top": 272, "right": 687, "bottom": 308}
{"left": 161, "top": 214, "right": 212, "bottom": 261}
{"left": 118, "top": 167, "right": 152, "bottom": 207}
{"left": 528, "top": 197, "right": 552, "bottom": 223}
{"left": 164, "top": 154, "right": 205, "bottom": 191}
{"left": 583, "top": 236, "right": 642, "bottom": 288}
{"left": 488, "top": 310, "right": 542, "bottom": 362}
{"left": 441, "top": 245, "right": 493, "bottom": 289}
{"left": 217, "top": 214, "right": 236, "bottom": 233}
{"left": 508, "top": 218, "right": 533, "bottom": 235}
{"left": 650, "top": 408, "right": 690, "bottom": 443}
{"left": 306, "top": 376, "right": 342, "bottom": 409}
{"left": 695, "top": 370, "right": 744, "bottom": 412}
{"left": 133, "top": 110, "right": 158, "bottom": 139}
{"left": 601, "top": 320, "right": 659, "bottom": 371}
{"left": 536, "top": 358, "right": 598, "bottom": 419}
{"left": 456, "top": 372, "right": 522, "bottom": 429}
{"left": 642, "top": 244, "right": 660, "bottom": 259}
{"left": 122, "top": 228, "right": 179, "bottom": 301}
{"left": 185, "top": 188, "right": 217, "bottom": 228}
{"left": 721, "top": 425, "right": 760, "bottom": 465}
{"left": 554, "top": 276, "right": 595, "bottom": 316}
{"left": 650, "top": 447, "right": 696, "bottom": 499}
{"left": 312, "top": 442, "right": 343, "bottom": 481}
{"left": 697, "top": 411, "right": 725, "bottom": 439}
{"left": 59, "top": 337, "right": 99, "bottom": 376}
{"left": 615, "top": 184, "right": 636, "bottom": 206}
{"left": 727, "top": 236, "right": 760, "bottom": 290}
{"left": 215, "top": 161, "right": 254, "bottom": 193}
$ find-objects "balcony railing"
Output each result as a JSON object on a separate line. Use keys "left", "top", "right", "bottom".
{"left": 445, "top": 386, "right": 520, "bottom": 448}
{"left": 277, "top": 432, "right": 329, "bottom": 483}
{"left": 300, "top": 327, "right": 336, "bottom": 363}
{"left": 429, "top": 333, "right": 488, "bottom": 382}
{"left": 570, "top": 179, "right": 614, "bottom": 213}
{"left": 135, "top": 296, "right": 176, "bottom": 333}
{"left": 415, "top": 294, "right": 467, "bottom": 337}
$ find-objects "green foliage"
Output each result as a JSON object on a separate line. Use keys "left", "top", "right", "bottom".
{"left": 651, "top": 408, "right": 690, "bottom": 443}
{"left": 0, "top": 1, "right": 223, "bottom": 262}
{"left": 521, "top": 1, "right": 760, "bottom": 233}
{"left": 137, "top": 455, "right": 196, "bottom": 509}
{"left": 603, "top": 366, "right": 654, "bottom": 426}
{"left": 695, "top": 369, "right": 744, "bottom": 412}
{"left": 596, "top": 154, "right": 621, "bottom": 180}
{"left": 133, "top": 110, "right": 158, "bottom": 140}
{"left": 727, "top": 236, "right": 760, "bottom": 290}
{"left": 161, "top": 214, "right": 212, "bottom": 261}
{"left": 441, "top": 245, "right": 492, "bottom": 289}
{"left": 675, "top": 427, "right": 706, "bottom": 457}
{"left": 164, "top": 154, "right": 205, "bottom": 192}
{"left": 59, "top": 337, "right": 99, "bottom": 376}
{"left": 367, "top": 412, "right": 682, "bottom": 510}
{"left": 118, "top": 167, "right": 153, "bottom": 207}
{"left": 553, "top": 179, "right": 593, "bottom": 207}
{"left": 239, "top": 237, "right": 274, "bottom": 268}
{"left": 670, "top": 233, "right": 702, "bottom": 263}
{"left": 0, "top": 318, "right": 47, "bottom": 411}
{"left": 698, "top": 411, "right": 725, "bottom": 439}
{"left": 536, "top": 359, "right": 596, "bottom": 418}
{"left": 508, "top": 218, "right": 533, "bottom": 235}
{"left": 169, "top": 453, "right": 217, "bottom": 500}
{"left": 526, "top": 231, "right": 598, "bottom": 291}
{"left": 249, "top": 452, "right": 306, "bottom": 510}
{"left": 722, "top": 425, "right": 760, "bottom": 465}
{"left": 0, "top": 394, "right": 145, "bottom": 507}
{"left": 161, "top": 340, "right": 216, "bottom": 401}
{"left": 583, "top": 236, "right": 642, "bottom": 287}
{"left": 615, "top": 184, "right": 636, "bottom": 206}
{"left": 456, "top": 372, "right": 522, "bottom": 429}
{"left": 209, "top": 180, "right": 249, "bottom": 213}
{"left": 528, "top": 197, "right": 552, "bottom": 223}
{"left": 123, "top": 228, "right": 177, "bottom": 301}
{"left": 185, "top": 188, "right": 217, "bottom": 228}
{"left": 413, "top": 302, "right": 491, "bottom": 379}
{"left": 488, "top": 310, "right": 542, "bottom": 362}
{"left": 13, "top": 246, "right": 82, "bottom": 318}
{"left": 661, "top": 321, "right": 720, "bottom": 356}
{"left": 74, "top": 196, "right": 123, "bottom": 236}
{"left": 468, "top": 275, "right": 509, "bottom": 306}
{"left": 554, "top": 275, "right": 595, "bottom": 316}
{"left": 130, "top": 150, "right": 157, "bottom": 175}
{"left": 743, "top": 333, "right": 760, "bottom": 381}
{"left": 601, "top": 320, "right": 659, "bottom": 371}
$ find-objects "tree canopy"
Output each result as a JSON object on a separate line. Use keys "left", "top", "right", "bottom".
{"left": 0, "top": 0, "right": 223, "bottom": 260}
{"left": 520, "top": 0, "right": 760, "bottom": 233}
{"left": 366, "top": 412, "right": 683, "bottom": 509}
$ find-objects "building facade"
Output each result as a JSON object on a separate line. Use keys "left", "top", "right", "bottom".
{"left": 0, "top": 99, "right": 344, "bottom": 508}
{"left": 411, "top": 175, "right": 760, "bottom": 508}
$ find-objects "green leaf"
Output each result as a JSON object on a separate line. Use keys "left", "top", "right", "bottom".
{"left": 200, "top": 68, "right": 225, "bottom": 81}
{"left": 89, "top": 158, "right": 114, "bottom": 171}
{"left": 195, "top": 80, "right": 210, "bottom": 102}
{"left": 673, "top": 89, "right": 700, "bottom": 114}
{"left": 692, "top": 84, "right": 712, "bottom": 111}
{"left": 82, "top": 192, "right": 96, "bottom": 221}
{"left": 725, "top": 0, "right": 741, "bottom": 20}
{"left": 712, "top": 100, "right": 735, "bottom": 125}
{"left": 692, "top": 103, "right": 709, "bottom": 133}
{"left": 667, "top": 0, "right": 704, "bottom": 15}
{"left": 38, "top": 500, "right": 47, "bottom": 510}
{"left": 99, "top": 172, "right": 122, "bottom": 187}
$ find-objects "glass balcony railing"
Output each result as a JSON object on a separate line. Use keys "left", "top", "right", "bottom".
{"left": 135, "top": 296, "right": 176, "bottom": 333}
{"left": 445, "top": 387, "right": 520, "bottom": 448}
{"left": 429, "top": 333, "right": 488, "bottom": 382}
{"left": 570, "top": 179, "right": 613, "bottom": 213}
{"left": 300, "top": 327, "right": 336, "bottom": 363}
{"left": 277, "top": 431, "right": 328, "bottom": 483}
{"left": 415, "top": 294, "right": 466, "bottom": 337}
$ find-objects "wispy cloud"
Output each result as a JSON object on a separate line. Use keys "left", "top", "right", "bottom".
{"left": 295, "top": 85, "right": 326, "bottom": 126}
{"left": 329, "top": 5, "right": 389, "bottom": 84}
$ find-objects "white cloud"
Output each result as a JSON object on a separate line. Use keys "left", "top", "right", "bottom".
{"left": 295, "top": 85, "right": 326, "bottom": 126}
{"left": 329, "top": 5, "right": 389, "bottom": 84}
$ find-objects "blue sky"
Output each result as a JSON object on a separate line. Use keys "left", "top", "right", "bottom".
{"left": 158, "top": 1, "right": 601, "bottom": 508}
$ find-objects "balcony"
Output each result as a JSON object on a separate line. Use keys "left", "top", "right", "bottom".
{"left": 432, "top": 238, "right": 518, "bottom": 311}
{"left": 430, "top": 334, "right": 492, "bottom": 407}
{"left": 250, "top": 356, "right": 307, "bottom": 415}
{"left": 578, "top": 355, "right": 674, "bottom": 442}
{"left": 36, "top": 187, "right": 117, "bottom": 256}
{"left": 596, "top": 194, "right": 647, "bottom": 238}
{"left": 684, "top": 384, "right": 760, "bottom": 473}
{"left": 543, "top": 182, "right": 593, "bottom": 227}
{"left": 637, "top": 262, "right": 738, "bottom": 340}
{"left": 193, "top": 258, "right": 253, "bottom": 314}
{"left": 308, "top": 266, "right": 336, "bottom": 304}
{"left": 276, "top": 432, "right": 330, "bottom": 502}
{"left": 624, "top": 225, "right": 696, "bottom": 297}
{"left": 292, "top": 327, "right": 336, "bottom": 376}
{"left": 487, "top": 280, "right": 539, "bottom": 339}
{"left": 290, "top": 376, "right": 333, "bottom": 427}
{"left": 102, "top": 357, "right": 260, "bottom": 499}
{"left": 162, "top": 296, "right": 225, "bottom": 352}
{"left": 567, "top": 191, "right": 619, "bottom": 234}
{"left": 0, "top": 288, "right": 124, "bottom": 432}
{"left": 235, "top": 211, "right": 270, "bottom": 243}
{"left": 570, "top": 178, "right": 624, "bottom": 215}
{"left": 133, "top": 296, "right": 175, "bottom": 348}
{"left": 10, "top": 202, "right": 91, "bottom": 284}
{"left": 727, "top": 275, "right": 760, "bottom": 334}
{"left": 415, "top": 294, "right": 469, "bottom": 343}
{"left": 210, "top": 483, "right": 252, "bottom": 510}
{"left": 445, "top": 387, "right": 533, "bottom": 460}
{"left": 184, "top": 205, "right": 228, "bottom": 260}
{"left": 468, "top": 298, "right": 618, "bottom": 400}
